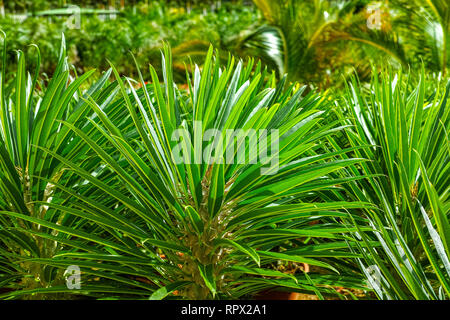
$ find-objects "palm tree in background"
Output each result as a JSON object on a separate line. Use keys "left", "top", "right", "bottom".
{"left": 390, "top": 0, "right": 449, "bottom": 76}
{"left": 228, "top": 0, "right": 450, "bottom": 87}
{"left": 229, "top": 0, "right": 407, "bottom": 88}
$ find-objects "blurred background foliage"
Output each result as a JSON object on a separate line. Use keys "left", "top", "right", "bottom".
{"left": 0, "top": 0, "right": 449, "bottom": 88}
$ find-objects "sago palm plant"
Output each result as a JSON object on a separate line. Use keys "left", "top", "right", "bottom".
{"left": 0, "top": 34, "right": 123, "bottom": 298}
{"left": 0, "top": 43, "right": 379, "bottom": 300}
{"left": 333, "top": 69, "right": 450, "bottom": 299}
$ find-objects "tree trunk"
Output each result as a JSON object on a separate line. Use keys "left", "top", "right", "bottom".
{"left": 0, "top": 0, "right": 4, "bottom": 17}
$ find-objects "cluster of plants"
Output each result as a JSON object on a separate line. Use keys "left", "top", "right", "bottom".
{"left": 0, "top": 28, "right": 448, "bottom": 300}
{"left": 0, "top": 1, "right": 257, "bottom": 81}
{"left": 1, "top": 0, "right": 449, "bottom": 90}
{"left": 4, "top": 0, "right": 244, "bottom": 12}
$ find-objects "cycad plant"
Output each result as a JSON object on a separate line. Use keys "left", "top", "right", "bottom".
{"left": 0, "top": 41, "right": 377, "bottom": 299}
{"left": 0, "top": 34, "right": 122, "bottom": 298}
{"left": 334, "top": 69, "right": 450, "bottom": 299}
{"left": 0, "top": 34, "right": 77, "bottom": 295}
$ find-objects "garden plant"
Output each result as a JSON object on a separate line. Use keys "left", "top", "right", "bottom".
{"left": 0, "top": 0, "right": 448, "bottom": 301}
